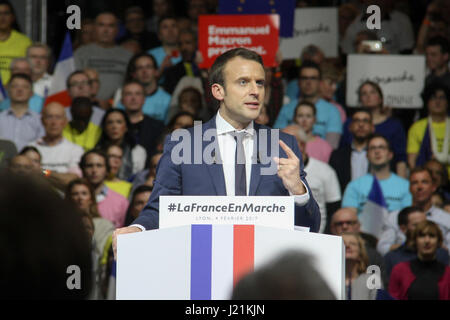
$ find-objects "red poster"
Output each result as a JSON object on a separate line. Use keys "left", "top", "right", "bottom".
{"left": 198, "top": 14, "right": 280, "bottom": 69}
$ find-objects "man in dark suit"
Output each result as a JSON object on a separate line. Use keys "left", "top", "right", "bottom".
{"left": 329, "top": 108, "right": 374, "bottom": 193}
{"left": 113, "top": 48, "right": 320, "bottom": 252}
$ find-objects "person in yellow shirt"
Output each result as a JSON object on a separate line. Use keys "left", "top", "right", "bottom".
{"left": 408, "top": 83, "right": 450, "bottom": 176}
{"left": 104, "top": 144, "right": 132, "bottom": 199}
{"left": 63, "top": 97, "right": 102, "bottom": 151}
{"left": 0, "top": 1, "right": 32, "bottom": 85}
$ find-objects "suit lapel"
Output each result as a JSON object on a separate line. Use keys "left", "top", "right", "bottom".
{"left": 249, "top": 123, "right": 271, "bottom": 196}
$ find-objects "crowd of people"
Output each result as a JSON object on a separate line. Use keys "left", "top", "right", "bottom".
{"left": 1, "top": 0, "right": 450, "bottom": 300}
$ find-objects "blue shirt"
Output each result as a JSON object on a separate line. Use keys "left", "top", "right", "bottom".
{"left": 116, "top": 87, "right": 171, "bottom": 124}
{"left": 0, "top": 109, "right": 45, "bottom": 151}
{"left": 0, "top": 94, "right": 44, "bottom": 113}
{"left": 342, "top": 173, "right": 412, "bottom": 215}
{"left": 274, "top": 98, "right": 342, "bottom": 138}
{"left": 147, "top": 46, "right": 182, "bottom": 69}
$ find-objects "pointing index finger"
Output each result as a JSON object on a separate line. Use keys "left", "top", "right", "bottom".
{"left": 279, "top": 140, "right": 296, "bottom": 159}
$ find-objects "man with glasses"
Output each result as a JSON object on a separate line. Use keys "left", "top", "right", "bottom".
{"left": 274, "top": 60, "right": 342, "bottom": 149}
{"left": 342, "top": 134, "right": 412, "bottom": 215}
{"left": 26, "top": 43, "right": 52, "bottom": 98}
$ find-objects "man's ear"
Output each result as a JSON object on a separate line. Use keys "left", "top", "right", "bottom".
{"left": 211, "top": 83, "right": 225, "bottom": 101}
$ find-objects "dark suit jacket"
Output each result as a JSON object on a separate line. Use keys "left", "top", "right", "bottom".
{"left": 329, "top": 145, "right": 352, "bottom": 193}
{"left": 133, "top": 115, "right": 321, "bottom": 231}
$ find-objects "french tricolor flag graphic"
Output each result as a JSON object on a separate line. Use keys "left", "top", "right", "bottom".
{"left": 45, "top": 32, "right": 75, "bottom": 107}
{"left": 359, "top": 176, "right": 388, "bottom": 238}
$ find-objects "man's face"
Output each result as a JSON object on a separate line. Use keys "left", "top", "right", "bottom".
{"left": 349, "top": 112, "right": 374, "bottom": 141}
{"left": 8, "top": 78, "right": 33, "bottom": 104}
{"left": 27, "top": 47, "right": 49, "bottom": 77}
{"left": 130, "top": 191, "right": 152, "bottom": 219}
{"left": 71, "top": 104, "right": 92, "bottom": 124}
{"left": 133, "top": 56, "right": 157, "bottom": 85}
{"left": 41, "top": 104, "right": 67, "bottom": 138}
{"left": 153, "top": 0, "right": 169, "bottom": 16}
{"left": 179, "top": 32, "right": 196, "bottom": 62}
{"left": 11, "top": 60, "right": 32, "bottom": 76}
{"left": 214, "top": 57, "right": 265, "bottom": 128}
{"left": 367, "top": 137, "right": 392, "bottom": 168}
{"left": 188, "top": 0, "right": 208, "bottom": 21}
{"left": 9, "top": 155, "right": 33, "bottom": 175}
{"left": 70, "top": 184, "right": 92, "bottom": 212}
{"left": 427, "top": 89, "right": 448, "bottom": 116}
{"left": 426, "top": 45, "right": 448, "bottom": 71}
{"left": 158, "top": 18, "right": 179, "bottom": 46}
{"left": 122, "top": 83, "right": 145, "bottom": 113}
{"left": 319, "top": 78, "right": 337, "bottom": 101}
{"left": 406, "top": 211, "right": 426, "bottom": 234}
{"left": 95, "top": 14, "right": 118, "bottom": 46}
{"left": 84, "top": 69, "right": 100, "bottom": 98}
{"left": 425, "top": 161, "right": 445, "bottom": 187}
{"left": 410, "top": 171, "right": 436, "bottom": 205}
{"left": 298, "top": 68, "right": 320, "bottom": 98}
{"left": 83, "top": 154, "right": 107, "bottom": 186}
{"left": 125, "top": 12, "right": 145, "bottom": 34}
{"left": 330, "top": 209, "right": 360, "bottom": 235}
{"left": 68, "top": 73, "right": 91, "bottom": 98}
{"left": 0, "top": 4, "right": 14, "bottom": 31}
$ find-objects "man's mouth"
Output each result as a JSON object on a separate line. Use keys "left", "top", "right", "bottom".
{"left": 245, "top": 102, "right": 260, "bottom": 109}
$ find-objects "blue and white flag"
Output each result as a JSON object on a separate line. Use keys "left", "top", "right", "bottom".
{"left": 359, "top": 176, "right": 388, "bottom": 238}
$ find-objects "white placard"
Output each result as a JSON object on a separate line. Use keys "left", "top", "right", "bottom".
{"left": 279, "top": 8, "right": 338, "bottom": 59}
{"left": 159, "top": 195, "right": 294, "bottom": 230}
{"left": 346, "top": 54, "right": 426, "bottom": 109}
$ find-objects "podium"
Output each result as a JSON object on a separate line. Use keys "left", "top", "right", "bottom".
{"left": 117, "top": 224, "right": 345, "bottom": 299}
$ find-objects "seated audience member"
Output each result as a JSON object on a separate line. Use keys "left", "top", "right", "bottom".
{"left": 343, "top": 232, "right": 382, "bottom": 300}
{"left": 0, "top": 0, "right": 32, "bottom": 86}
{"left": 65, "top": 70, "right": 105, "bottom": 126}
{"left": 147, "top": 15, "right": 181, "bottom": 77}
{"left": 377, "top": 167, "right": 450, "bottom": 256}
{"left": 341, "top": 1, "right": 414, "bottom": 54}
{"left": 104, "top": 144, "right": 133, "bottom": 198}
{"left": 274, "top": 61, "right": 342, "bottom": 149}
{"left": 231, "top": 250, "right": 336, "bottom": 300}
{"left": 120, "top": 81, "right": 165, "bottom": 159}
{"left": 124, "top": 185, "right": 153, "bottom": 226}
{"left": 424, "top": 36, "right": 450, "bottom": 90}
{"left": 283, "top": 124, "right": 341, "bottom": 233}
{"left": 0, "top": 139, "right": 17, "bottom": 169}
{"left": 0, "top": 172, "right": 92, "bottom": 299}
{"left": 80, "top": 150, "right": 129, "bottom": 228}
{"left": 130, "top": 151, "right": 163, "bottom": 196}
{"left": 389, "top": 220, "right": 450, "bottom": 300}
{"left": 425, "top": 159, "right": 450, "bottom": 201}
{"left": 96, "top": 109, "right": 147, "bottom": 180}
{"left": 30, "top": 102, "right": 83, "bottom": 190}
{"left": 161, "top": 29, "right": 200, "bottom": 94}
{"left": 341, "top": 81, "right": 407, "bottom": 177}
{"left": 384, "top": 206, "right": 449, "bottom": 281}
{"left": 319, "top": 62, "right": 346, "bottom": 124}
{"left": 63, "top": 97, "right": 102, "bottom": 151}
{"left": 0, "top": 74, "right": 44, "bottom": 151}
{"left": 408, "top": 83, "right": 450, "bottom": 175}
{"left": 0, "top": 58, "right": 44, "bottom": 113}
{"left": 330, "top": 108, "right": 374, "bottom": 192}
{"left": 8, "top": 154, "right": 33, "bottom": 175}
{"left": 293, "top": 100, "right": 333, "bottom": 163}
{"left": 342, "top": 134, "right": 412, "bottom": 215}
{"left": 118, "top": 6, "right": 160, "bottom": 52}
{"left": 26, "top": 43, "right": 52, "bottom": 98}
{"left": 19, "top": 145, "right": 41, "bottom": 173}
{"left": 74, "top": 12, "right": 133, "bottom": 103}
{"left": 167, "top": 111, "right": 195, "bottom": 131}
{"left": 114, "top": 53, "right": 171, "bottom": 123}
{"left": 331, "top": 208, "right": 386, "bottom": 286}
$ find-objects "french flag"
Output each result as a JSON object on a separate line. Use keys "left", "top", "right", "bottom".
{"left": 45, "top": 32, "right": 75, "bottom": 107}
{"left": 359, "top": 176, "right": 388, "bottom": 238}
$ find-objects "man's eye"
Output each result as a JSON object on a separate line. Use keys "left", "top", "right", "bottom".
{"left": 256, "top": 81, "right": 265, "bottom": 87}
{"left": 239, "top": 80, "right": 247, "bottom": 85}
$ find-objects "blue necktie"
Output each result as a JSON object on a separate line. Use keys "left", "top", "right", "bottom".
{"left": 234, "top": 131, "right": 247, "bottom": 196}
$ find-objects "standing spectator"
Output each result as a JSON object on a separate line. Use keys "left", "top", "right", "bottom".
{"left": 0, "top": 0, "right": 32, "bottom": 85}
{"left": 96, "top": 109, "right": 147, "bottom": 180}
{"left": 30, "top": 102, "right": 83, "bottom": 190}
{"left": 120, "top": 81, "right": 165, "bottom": 158}
{"left": 0, "top": 73, "right": 44, "bottom": 151}
{"left": 424, "top": 36, "right": 450, "bottom": 90}
{"left": 377, "top": 167, "right": 450, "bottom": 256}
{"left": 274, "top": 61, "right": 342, "bottom": 149}
{"left": 389, "top": 220, "right": 450, "bottom": 300}
{"left": 80, "top": 150, "right": 129, "bottom": 228}
{"left": 341, "top": 81, "right": 408, "bottom": 178}
{"left": 115, "top": 53, "right": 171, "bottom": 123}
{"left": 26, "top": 43, "right": 52, "bottom": 98}
{"left": 329, "top": 109, "right": 374, "bottom": 193}
{"left": 342, "top": 134, "right": 412, "bottom": 215}
{"left": 74, "top": 12, "right": 133, "bottom": 102}
{"left": 293, "top": 100, "right": 333, "bottom": 163}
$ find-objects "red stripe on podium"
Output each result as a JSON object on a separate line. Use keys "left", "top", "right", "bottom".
{"left": 233, "top": 225, "right": 254, "bottom": 286}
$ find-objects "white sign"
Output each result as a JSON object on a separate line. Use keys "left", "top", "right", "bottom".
{"left": 279, "top": 8, "right": 338, "bottom": 59}
{"left": 346, "top": 54, "right": 426, "bottom": 109}
{"left": 159, "top": 196, "right": 294, "bottom": 230}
